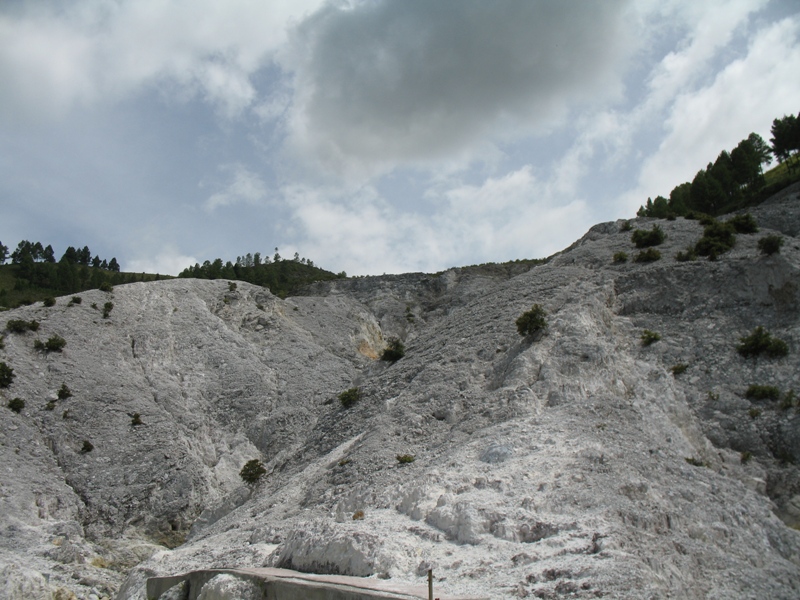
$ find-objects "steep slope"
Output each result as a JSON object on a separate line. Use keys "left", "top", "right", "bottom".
{"left": 1, "top": 188, "right": 799, "bottom": 599}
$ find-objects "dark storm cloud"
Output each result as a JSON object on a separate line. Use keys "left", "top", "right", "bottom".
{"left": 286, "top": 0, "right": 633, "bottom": 168}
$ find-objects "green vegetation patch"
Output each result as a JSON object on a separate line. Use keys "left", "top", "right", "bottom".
{"left": 240, "top": 459, "right": 266, "bottom": 484}
{"left": 381, "top": 337, "right": 406, "bottom": 362}
{"left": 737, "top": 326, "right": 789, "bottom": 358}
{"left": 745, "top": 385, "right": 781, "bottom": 401}
{"left": 631, "top": 225, "right": 666, "bottom": 248}
{"left": 641, "top": 330, "right": 661, "bottom": 346}
{"left": 516, "top": 304, "right": 547, "bottom": 337}
{"left": 338, "top": 387, "right": 361, "bottom": 408}
{"left": 634, "top": 248, "right": 661, "bottom": 263}
{"left": 758, "top": 234, "right": 784, "bottom": 256}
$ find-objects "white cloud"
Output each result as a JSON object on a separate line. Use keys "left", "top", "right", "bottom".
{"left": 283, "top": 0, "right": 635, "bottom": 177}
{"left": 621, "top": 15, "right": 800, "bottom": 213}
{"left": 125, "top": 248, "right": 198, "bottom": 276}
{"left": 205, "top": 164, "right": 269, "bottom": 211}
{"left": 282, "top": 163, "right": 593, "bottom": 276}
{"left": 0, "top": 0, "right": 325, "bottom": 122}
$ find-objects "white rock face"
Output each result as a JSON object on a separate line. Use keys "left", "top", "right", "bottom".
{"left": 1, "top": 186, "right": 800, "bottom": 599}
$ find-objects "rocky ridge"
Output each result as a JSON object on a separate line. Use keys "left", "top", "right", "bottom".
{"left": 1, "top": 186, "right": 800, "bottom": 599}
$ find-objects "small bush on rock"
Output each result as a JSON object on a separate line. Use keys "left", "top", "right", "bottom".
{"left": 749, "top": 407, "right": 761, "bottom": 419}
{"left": 631, "top": 225, "right": 666, "bottom": 248}
{"left": 729, "top": 214, "right": 758, "bottom": 234}
{"left": 634, "top": 248, "right": 661, "bottom": 263}
{"left": 695, "top": 221, "right": 736, "bottom": 258}
{"left": 671, "top": 363, "right": 688, "bottom": 375}
{"left": 613, "top": 252, "right": 628, "bottom": 263}
{"left": 339, "top": 387, "right": 361, "bottom": 408}
{"left": 68, "top": 296, "right": 82, "bottom": 306}
{"left": 99, "top": 282, "right": 113, "bottom": 292}
{"left": 43, "top": 297, "right": 55, "bottom": 307}
{"left": 641, "top": 330, "right": 661, "bottom": 346}
{"left": 396, "top": 454, "right": 415, "bottom": 464}
{"left": 44, "top": 335, "right": 66, "bottom": 352}
{"left": 7, "top": 397, "right": 24, "bottom": 413}
{"left": 102, "top": 302, "right": 114, "bottom": 318}
{"left": 240, "top": 459, "right": 266, "bottom": 484}
{"left": 381, "top": 337, "right": 406, "bottom": 362}
{"left": 620, "top": 220, "right": 633, "bottom": 232}
{"left": 57, "top": 383, "right": 72, "bottom": 400}
{"left": 131, "top": 413, "right": 143, "bottom": 426}
{"left": 81, "top": 440, "right": 94, "bottom": 453}
{"left": 675, "top": 247, "right": 697, "bottom": 262}
{"left": 516, "top": 304, "right": 547, "bottom": 337}
{"left": 758, "top": 235, "right": 784, "bottom": 256}
{"left": 740, "top": 451, "right": 752, "bottom": 464}
{"left": 6, "top": 319, "right": 39, "bottom": 333}
{"left": 746, "top": 385, "right": 781, "bottom": 401}
{"left": 737, "top": 327, "right": 788, "bottom": 358}
{"left": 0, "top": 361, "right": 14, "bottom": 388}
{"left": 352, "top": 510, "right": 365, "bottom": 520}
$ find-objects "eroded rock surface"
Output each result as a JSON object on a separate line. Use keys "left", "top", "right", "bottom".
{"left": 1, "top": 188, "right": 799, "bottom": 599}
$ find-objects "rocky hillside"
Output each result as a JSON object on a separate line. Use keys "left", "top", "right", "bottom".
{"left": 1, "top": 185, "right": 800, "bottom": 599}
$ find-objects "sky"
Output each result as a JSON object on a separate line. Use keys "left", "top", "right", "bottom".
{"left": 1, "top": 0, "right": 799, "bottom": 277}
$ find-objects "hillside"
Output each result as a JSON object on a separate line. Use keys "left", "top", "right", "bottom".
{"left": 1, "top": 184, "right": 800, "bottom": 599}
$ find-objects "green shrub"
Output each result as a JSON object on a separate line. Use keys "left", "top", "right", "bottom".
{"left": 613, "top": 252, "right": 628, "bottom": 263}
{"left": 758, "top": 234, "right": 784, "bottom": 256}
{"left": 745, "top": 385, "right": 781, "bottom": 401}
{"left": 57, "top": 383, "right": 72, "bottom": 400}
{"left": 740, "top": 451, "right": 752, "bottom": 464}
{"left": 131, "top": 413, "right": 143, "bottom": 426}
{"left": 516, "top": 304, "right": 547, "bottom": 337}
{"left": 749, "top": 407, "right": 761, "bottom": 419}
{"left": 7, "top": 397, "right": 24, "bottom": 413}
{"left": 45, "top": 400, "right": 56, "bottom": 411}
{"left": 6, "top": 319, "right": 38, "bottom": 333}
{"left": 69, "top": 296, "right": 82, "bottom": 306}
{"left": 780, "top": 390, "right": 796, "bottom": 410}
{"left": 631, "top": 225, "right": 666, "bottom": 248}
{"left": 43, "top": 297, "right": 56, "bottom": 307}
{"left": 675, "top": 247, "right": 697, "bottom": 262}
{"left": 396, "top": 454, "right": 415, "bottom": 464}
{"left": 381, "top": 337, "right": 405, "bottom": 362}
{"left": 91, "top": 303, "right": 97, "bottom": 309}
{"left": 339, "top": 387, "right": 361, "bottom": 408}
{"left": 102, "top": 302, "right": 114, "bottom": 318}
{"left": 641, "top": 330, "right": 661, "bottom": 346}
{"left": 228, "top": 282, "right": 237, "bottom": 291}
{"left": 99, "top": 282, "right": 113, "bottom": 292}
{"left": 44, "top": 335, "right": 66, "bottom": 352}
{"left": 670, "top": 363, "right": 688, "bottom": 375}
{"left": 695, "top": 221, "right": 736, "bottom": 257}
{"left": 240, "top": 459, "right": 266, "bottom": 484}
{"left": 81, "top": 440, "right": 94, "bottom": 453}
{"left": 620, "top": 220, "right": 633, "bottom": 232}
{"left": 737, "top": 326, "right": 789, "bottom": 358}
{"left": 685, "top": 457, "right": 707, "bottom": 467}
{"left": 634, "top": 248, "right": 661, "bottom": 262}
{"left": 0, "top": 361, "right": 14, "bottom": 388}
{"left": 729, "top": 214, "right": 758, "bottom": 234}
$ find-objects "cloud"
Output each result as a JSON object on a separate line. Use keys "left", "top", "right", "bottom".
{"left": 622, "top": 14, "right": 800, "bottom": 212}
{"left": 0, "top": 0, "right": 325, "bottom": 122}
{"left": 282, "top": 164, "right": 593, "bottom": 276}
{"left": 205, "top": 164, "right": 269, "bottom": 211}
{"left": 283, "top": 0, "right": 635, "bottom": 176}
{"left": 125, "top": 248, "right": 199, "bottom": 276}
